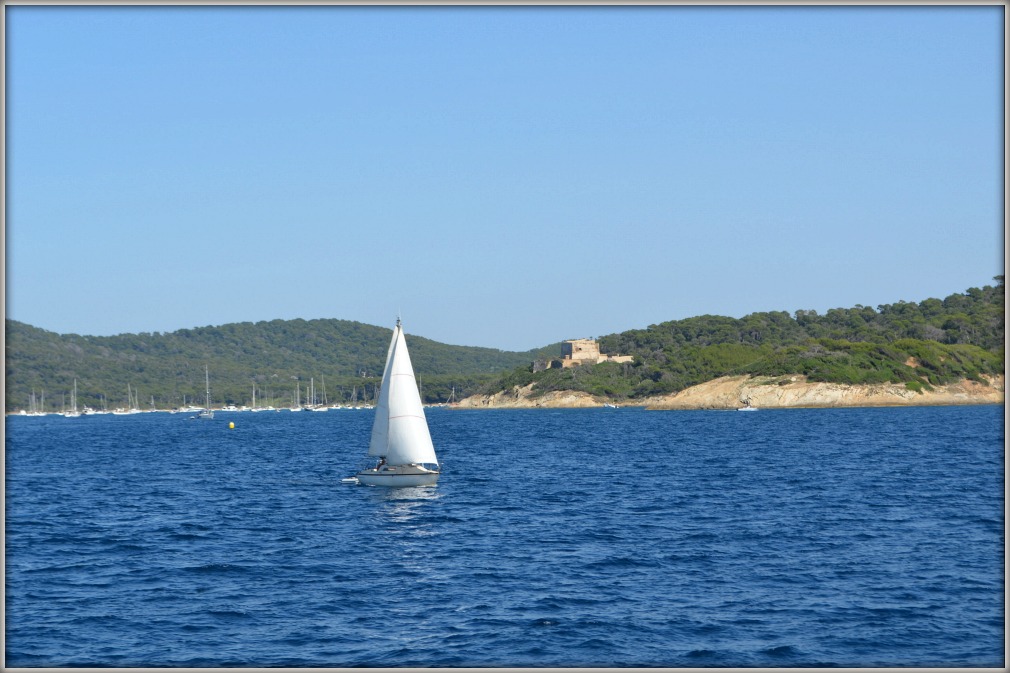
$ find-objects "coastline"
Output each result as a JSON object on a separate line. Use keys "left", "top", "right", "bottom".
{"left": 455, "top": 374, "right": 1005, "bottom": 410}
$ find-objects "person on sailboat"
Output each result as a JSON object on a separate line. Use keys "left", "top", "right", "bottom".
{"left": 376, "top": 457, "right": 386, "bottom": 470}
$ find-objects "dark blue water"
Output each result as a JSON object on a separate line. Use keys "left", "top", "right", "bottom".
{"left": 5, "top": 405, "right": 1004, "bottom": 667}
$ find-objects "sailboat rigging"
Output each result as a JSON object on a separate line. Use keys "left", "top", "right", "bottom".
{"left": 64, "top": 379, "right": 81, "bottom": 418}
{"left": 353, "top": 319, "right": 439, "bottom": 487}
{"left": 191, "top": 365, "right": 214, "bottom": 419}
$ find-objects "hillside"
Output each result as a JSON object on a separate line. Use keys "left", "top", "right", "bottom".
{"left": 6, "top": 280, "right": 1004, "bottom": 413}
{"left": 4, "top": 318, "right": 559, "bottom": 413}
{"left": 474, "top": 279, "right": 1005, "bottom": 404}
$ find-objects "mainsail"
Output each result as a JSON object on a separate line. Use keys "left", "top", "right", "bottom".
{"left": 367, "top": 326, "right": 397, "bottom": 457}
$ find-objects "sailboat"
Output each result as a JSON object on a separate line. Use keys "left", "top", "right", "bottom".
{"left": 191, "top": 365, "right": 214, "bottom": 419}
{"left": 355, "top": 319, "right": 440, "bottom": 487}
{"left": 63, "top": 379, "right": 81, "bottom": 418}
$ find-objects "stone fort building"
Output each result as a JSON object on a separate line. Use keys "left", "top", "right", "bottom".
{"left": 533, "top": 338, "right": 634, "bottom": 372}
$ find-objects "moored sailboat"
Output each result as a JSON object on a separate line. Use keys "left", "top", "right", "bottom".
{"left": 355, "top": 319, "right": 439, "bottom": 487}
{"left": 191, "top": 365, "right": 214, "bottom": 419}
{"left": 63, "top": 379, "right": 81, "bottom": 418}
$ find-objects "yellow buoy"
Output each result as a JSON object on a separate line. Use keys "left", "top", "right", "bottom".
{"left": 229, "top": 422, "right": 235, "bottom": 429}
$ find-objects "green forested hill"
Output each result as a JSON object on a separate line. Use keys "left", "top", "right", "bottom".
{"left": 4, "top": 318, "right": 559, "bottom": 412}
{"left": 483, "top": 279, "right": 1005, "bottom": 401}
{"left": 6, "top": 281, "right": 1004, "bottom": 412}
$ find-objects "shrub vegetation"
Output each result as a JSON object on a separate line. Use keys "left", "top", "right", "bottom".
{"left": 480, "top": 278, "right": 1004, "bottom": 402}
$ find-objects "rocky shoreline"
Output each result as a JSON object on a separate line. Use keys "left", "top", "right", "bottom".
{"left": 455, "top": 374, "right": 1005, "bottom": 410}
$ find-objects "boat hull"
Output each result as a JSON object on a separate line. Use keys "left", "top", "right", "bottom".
{"left": 356, "top": 464, "right": 439, "bottom": 487}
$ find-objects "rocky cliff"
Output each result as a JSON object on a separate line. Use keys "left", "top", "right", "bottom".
{"left": 642, "top": 374, "right": 1004, "bottom": 410}
{"left": 455, "top": 375, "right": 1005, "bottom": 410}
{"left": 454, "top": 383, "right": 602, "bottom": 408}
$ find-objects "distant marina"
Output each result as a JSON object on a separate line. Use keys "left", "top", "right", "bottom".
{"left": 10, "top": 373, "right": 394, "bottom": 417}
{"left": 10, "top": 367, "right": 462, "bottom": 417}
{"left": 11, "top": 402, "right": 381, "bottom": 417}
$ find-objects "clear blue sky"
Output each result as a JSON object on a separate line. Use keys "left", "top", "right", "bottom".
{"left": 6, "top": 6, "right": 1004, "bottom": 351}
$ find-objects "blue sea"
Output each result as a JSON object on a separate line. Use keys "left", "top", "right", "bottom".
{"left": 5, "top": 405, "right": 1004, "bottom": 667}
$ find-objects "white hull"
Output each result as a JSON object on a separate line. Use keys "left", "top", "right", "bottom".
{"left": 357, "top": 464, "right": 439, "bottom": 487}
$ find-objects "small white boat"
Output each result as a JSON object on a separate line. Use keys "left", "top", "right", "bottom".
{"left": 355, "top": 319, "right": 440, "bottom": 487}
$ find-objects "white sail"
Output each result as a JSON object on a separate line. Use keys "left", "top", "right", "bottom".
{"left": 367, "top": 325, "right": 399, "bottom": 457}
{"left": 366, "top": 321, "right": 437, "bottom": 466}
